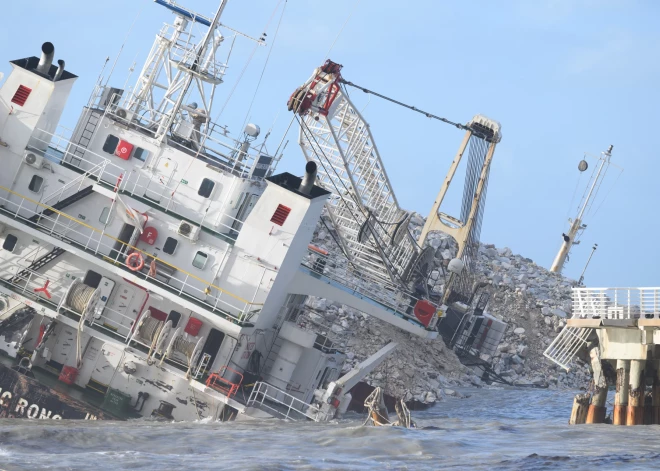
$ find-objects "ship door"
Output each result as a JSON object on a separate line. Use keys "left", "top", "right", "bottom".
{"left": 200, "top": 328, "right": 225, "bottom": 375}
{"left": 231, "top": 193, "right": 258, "bottom": 231}
{"left": 88, "top": 343, "right": 124, "bottom": 393}
{"left": 145, "top": 157, "right": 177, "bottom": 203}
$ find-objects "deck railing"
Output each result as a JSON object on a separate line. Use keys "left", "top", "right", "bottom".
{"left": 0, "top": 186, "right": 266, "bottom": 324}
{"left": 572, "top": 287, "right": 660, "bottom": 320}
{"left": 246, "top": 381, "right": 326, "bottom": 422}
{"left": 33, "top": 129, "right": 250, "bottom": 239}
{"left": 301, "top": 247, "right": 439, "bottom": 330}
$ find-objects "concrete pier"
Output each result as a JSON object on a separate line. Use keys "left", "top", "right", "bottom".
{"left": 613, "top": 359, "right": 630, "bottom": 425}
{"left": 627, "top": 360, "right": 645, "bottom": 426}
{"left": 561, "top": 285, "right": 660, "bottom": 427}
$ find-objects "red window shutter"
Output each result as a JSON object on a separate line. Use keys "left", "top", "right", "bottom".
{"left": 11, "top": 85, "right": 32, "bottom": 106}
{"left": 270, "top": 204, "right": 291, "bottom": 226}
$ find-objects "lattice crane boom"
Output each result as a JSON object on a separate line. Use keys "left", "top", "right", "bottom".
{"left": 289, "top": 61, "right": 419, "bottom": 287}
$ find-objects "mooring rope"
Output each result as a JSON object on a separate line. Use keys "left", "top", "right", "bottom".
{"left": 66, "top": 283, "right": 97, "bottom": 314}
{"left": 139, "top": 317, "right": 162, "bottom": 344}
{"left": 172, "top": 336, "right": 197, "bottom": 364}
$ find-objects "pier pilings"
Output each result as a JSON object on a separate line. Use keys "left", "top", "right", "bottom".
{"left": 613, "top": 359, "right": 630, "bottom": 425}
{"left": 627, "top": 360, "right": 645, "bottom": 426}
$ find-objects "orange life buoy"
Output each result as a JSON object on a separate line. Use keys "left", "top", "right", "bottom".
{"left": 126, "top": 252, "right": 145, "bottom": 271}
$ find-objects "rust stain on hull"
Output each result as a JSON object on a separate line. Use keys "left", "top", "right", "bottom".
{"left": 0, "top": 363, "right": 113, "bottom": 420}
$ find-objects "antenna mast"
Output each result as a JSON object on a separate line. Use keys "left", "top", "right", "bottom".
{"left": 124, "top": 0, "right": 254, "bottom": 145}
{"left": 550, "top": 145, "right": 613, "bottom": 274}
{"left": 578, "top": 243, "right": 598, "bottom": 286}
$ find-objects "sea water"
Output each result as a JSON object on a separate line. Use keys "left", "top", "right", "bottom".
{"left": 0, "top": 387, "right": 657, "bottom": 470}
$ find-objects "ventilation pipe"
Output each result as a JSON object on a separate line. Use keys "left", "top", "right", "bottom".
{"left": 298, "top": 161, "right": 317, "bottom": 195}
{"left": 53, "top": 60, "right": 65, "bottom": 81}
{"left": 35, "top": 42, "right": 55, "bottom": 75}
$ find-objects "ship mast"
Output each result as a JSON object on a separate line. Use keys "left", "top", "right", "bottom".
{"left": 550, "top": 145, "right": 613, "bottom": 274}
{"left": 124, "top": 0, "right": 268, "bottom": 146}
{"left": 153, "top": 0, "right": 228, "bottom": 141}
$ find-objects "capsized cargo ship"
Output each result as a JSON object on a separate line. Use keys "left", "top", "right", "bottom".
{"left": 0, "top": 0, "right": 505, "bottom": 421}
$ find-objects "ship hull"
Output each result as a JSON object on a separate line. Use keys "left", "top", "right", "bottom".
{"left": 0, "top": 363, "right": 112, "bottom": 420}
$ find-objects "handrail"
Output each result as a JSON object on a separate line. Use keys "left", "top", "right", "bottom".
{"left": 246, "top": 381, "right": 326, "bottom": 422}
{"left": 302, "top": 247, "right": 439, "bottom": 329}
{"left": 32, "top": 130, "right": 250, "bottom": 240}
{"left": 41, "top": 159, "right": 107, "bottom": 206}
{"left": 572, "top": 287, "right": 660, "bottom": 320}
{"left": 0, "top": 185, "right": 262, "bottom": 310}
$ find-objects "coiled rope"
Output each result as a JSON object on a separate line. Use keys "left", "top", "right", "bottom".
{"left": 66, "top": 283, "right": 97, "bottom": 314}
{"left": 66, "top": 282, "right": 98, "bottom": 369}
{"left": 139, "top": 317, "right": 163, "bottom": 344}
{"left": 172, "top": 336, "right": 197, "bottom": 364}
{"left": 138, "top": 316, "right": 164, "bottom": 365}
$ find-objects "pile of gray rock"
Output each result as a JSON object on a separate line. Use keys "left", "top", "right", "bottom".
{"left": 301, "top": 212, "right": 590, "bottom": 404}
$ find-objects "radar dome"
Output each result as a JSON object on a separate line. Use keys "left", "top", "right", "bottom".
{"left": 244, "top": 123, "right": 260, "bottom": 138}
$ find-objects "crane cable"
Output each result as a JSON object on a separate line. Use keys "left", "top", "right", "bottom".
{"left": 339, "top": 80, "right": 482, "bottom": 136}
{"left": 296, "top": 115, "right": 409, "bottom": 288}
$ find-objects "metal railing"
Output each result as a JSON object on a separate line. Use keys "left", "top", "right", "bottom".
{"left": 572, "top": 287, "right": 660, "bottom": 320}
{"left": 0, "top": 186, "right": 266, "bottom": 324}
{"left": 543, "top": 327, "right": 591, "bottom": 371}
{"left": 84, "top": 85, "right": 273, "bottom": 180}
{"left": 285, "top": 303, "right": 349, "bottom": 352}
{"left": 36, "top": 129, "right": 250, "bottom": 238}
{"left": 301, "top": 247, "right": 440, "bottom": 330}
{"left": 0, "top": 262, "right": 135, "bottom": 340}
{"left": 246, "top": 381, "right": 326, "bottom": 422}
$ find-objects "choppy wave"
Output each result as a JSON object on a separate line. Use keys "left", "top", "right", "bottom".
{"left": 0, "top": 388, "right": 658, "bottom": 470}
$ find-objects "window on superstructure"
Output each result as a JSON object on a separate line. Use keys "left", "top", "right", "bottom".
{"left": 198, "top": 178, "right": 215, "bottom": 198}
{"left": 133, "top": 147, "right": 148, "bottom": 162}
{"left": 2, "top": 234, "right": 18, "bottom": 252}
{"left": 102, "top": 135, "right": 119, "bottom": 155}
{"left": 28, "top": 175, "right": 44, "bottom": 193}
{"left": 192, "top": 251, "right": 208, "bottom": 270}
{"left": 99, "top": 207, "right": 111, "bottom": 225}
{"left": 163, "top": 237, "right": 178, "bottom": 255}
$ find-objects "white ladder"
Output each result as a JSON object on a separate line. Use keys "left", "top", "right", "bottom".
{"left": 543, "top": 327, "right": 592, "bottom": 371}
{"left": 193, "top": 353, "right": 211, "bottom": 379}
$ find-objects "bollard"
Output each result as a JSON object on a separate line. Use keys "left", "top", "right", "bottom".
{"left": 627, "top": 360, "right": 645, "bottom": 425}
{"left": 613, "top": 359, "right": 630, "bottom": 425}
{"left": 569, "top": 393, "right": 591, "bottom": 425}
{"left": 586, "top": 344, "right": 607, "bottom": 424}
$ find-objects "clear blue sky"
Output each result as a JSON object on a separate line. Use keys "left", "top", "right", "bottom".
{"left": 1, "top": 0, "right": 657, "bottom": 287}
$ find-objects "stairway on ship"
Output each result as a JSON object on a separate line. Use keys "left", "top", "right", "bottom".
{"left": 28, "top": 185, "right": 95, "bottom": 223}
{"left": 8, "top": 247, "right": 66, "bottom": 284}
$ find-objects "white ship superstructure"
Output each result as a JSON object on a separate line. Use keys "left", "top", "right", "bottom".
{"left": 0, "top": 1, "right": 444, "bottom": 421}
